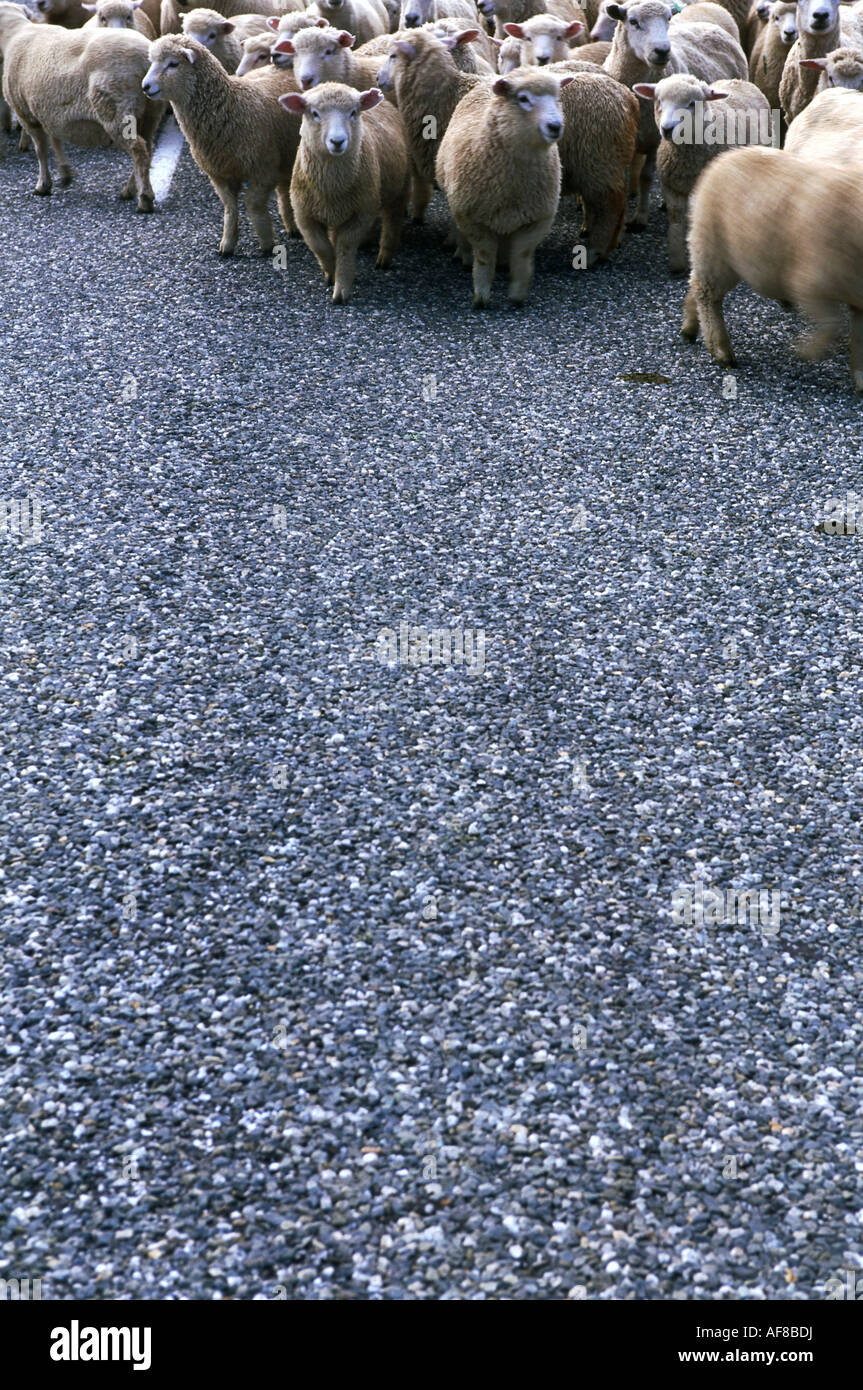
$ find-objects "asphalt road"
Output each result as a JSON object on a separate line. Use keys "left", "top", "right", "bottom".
{"left": 1, "top": 123, "right": 862, "bottom": 1301}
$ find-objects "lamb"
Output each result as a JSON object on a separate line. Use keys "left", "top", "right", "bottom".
{"left": 477, "top": 0, "right": 597, "bottom": 42}
{"left": 778, "top": 0, "right": 860, "bottom": 122}
{"left": 160, "top": 0, "right": 302, "bottom": 40}
{"left": 307, "top": 0, "right": 389, "bottom": 45}
{"left": 142, "top": 34, "right": 301, "bottom": 252}
{"left": 800, "top": 42, "right": 863, "bottom": 89}
{"left": 436, "top": 67, "right": 572, "bottom": 306}
{"left": 0, "top": 3, "right": 161, "bottom": 205}
{"left": 496, "top": 31, "right": 519, "bottom": 67}
{"left": 279, "top": 80, "right": 409, "bottom": 301}
{"left": 181, "top": 7, "right": 243, "bottom": 68}
{"left": 236, "top": 29, "right": 277, "bottom": 72}
{"left": 398, "top": 0, "right": 479, "bottom": 28}
{"left": 82, "top": 0, "right": 156, "bottom": 37}
{"left": 276, "top": 23, "right": 391, "bottom": 87}
{"left": 743, "top": 0, "right": 769, "bottom": 53}
{"left": 682, "top": 144, "right": 863, "bottom": 391}
{"left": 502, "top": 15, "right": 586, "bottom": 65}
{"left": 632, "top": 73, "right": 772, "bottom": 270}
{"left": 784, "top": 81, "right": 863, "bottom": 156}
{"left": 425, "top": 12, "right": 496, "bottom": 65}
{"left": 376, "top": 27, "right": 482, "bottom": 221}
{"left": 234, "top": 11, "right": 328, "bottom": 74}
{"left": 749, "top": 0, "right": 797, "bottom": 117}
{"left": 602, "top": 2, "right": 748, "bottom": 229}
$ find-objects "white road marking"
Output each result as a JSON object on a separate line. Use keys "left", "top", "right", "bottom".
{"left": 150, "top": 116, "right": 185, "bottom": 205}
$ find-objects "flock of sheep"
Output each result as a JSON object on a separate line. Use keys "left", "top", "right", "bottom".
{"left": 1, "top": 0, "right": 862, "bottom": 387}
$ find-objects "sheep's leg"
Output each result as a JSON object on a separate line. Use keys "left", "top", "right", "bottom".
{"left": 582, "top": 185, "right": 627, "bottom": 267}
{"left": 296, "top": 213, "right": 336, "bottom": 285}
{"left": 127, "top": 135, "right": 155, "bottom": 212}
{"left": 26, "top": 123, "right": 52, "bottom": 197}
{"left": 210, "top": 178, "right": 241, "bottom": 255}
{"left": 681, "top": 284, "right": 700, "bottom": 342}
{"left": 691, "top": 273, "right": 736, "bottom": 366}
{"left": 245, "top": 183, "right": 275, "bottom": 255}
{"left": 850, "top": 308, "right": 863, "bottom": 393}
{"left": 276, "top": 184, "right": 298, "bottom": 238}
{"left": 332, "top": 215, "right": 369, "bottom": 303}
{"left": 0, "top": 97, "right": 11, "bottom": 136}
{"left": 19, "top": 126, "right": 31, "bottom": 153}
{"left": 664, "top": 189, "right": 688, "bottom": 275}
{"left": 793, "top": 299, "right": 842, "bottom": 362}
{"left": 48, "top": 135, "right": 72, "bottom": 187}
{"left": 471, "top": 231, "right": 498, "bottom": 310}
{"left": 410, "top": 170, "right": 432, "bottom": 223}
{"left": 627, "top": 150, "right": 655, "bottom": 232}
{"left": 508, "top": 219, "right": 552, "bottom": 305}
{"left": 627, "top": 151, "right": 644, "bottom": 202}
{"left": 377, "top": 191, "right": 407, "bottom": 269}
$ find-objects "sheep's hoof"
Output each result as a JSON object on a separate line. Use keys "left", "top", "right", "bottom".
{"left": 57, "top": 170, "right": 73, "bottom": 188}
{"left": 136, "top": 197, "right": 155, "bottom": 213}
{"left": 472, "top": 296, "right": 490, "bottom": 311}
{"left": 218, "top": 243, "right": 235, "bottom": 257}
{"left": 33, "top": 183, "right": 51, "bottom": 197}
{"left": 626, "top": 218, "right": 647, "bottom": 233}
{"left": 681, "top": 328, "right": 698, "bottom": 343}
{"left": 332, "top": 288, "right": 349, "bottom": 305}
{"left": 715, "top": 351, "right": 736, "bottom": 367}
{"left": 375, "top": 253, "right": 393, "bottom": 269}
{"left": 119, "top": 185, "right": 135, "bottom": 201}
{"left": 259, "top": 243, "right": 274, "bottom": 257}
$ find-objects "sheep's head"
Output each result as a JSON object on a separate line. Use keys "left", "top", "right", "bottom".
{"left": 280, "top": 81, "right": 383, "bottom": 157}
{"left": 503, "top": 16, "right": 584, "bottom": 66}
{"left": 274, "top": 25, "right": 352, "bottom": 90}
{"left": 796, "top": 0, "right": 840, "bottom": 38}
{"left": 491, "top": 68, "right": 572, "bottom": 145}
{"left": 0, "top": 0, "right": 34, "bottom": 34}
{"left": 591, "top": 0, "right": 619, "bottom": 41}
{"left": 400, "top": 0, "right": 431, "bottom": 28}
{"left": 181, "top": 8, "right": 235, "bottom": 49}
{"left": 801, "top": 45, "right": 863, "bottom": 87}
{"left": 769, "top": 0, "right": 798, "bottom": 44}
{"left": 605, "top": 1, "right": 673, "bottom": 68}
{"left": 143, "top": 34, "right": 201, "bottom": 98}
{"left": 236, "top": 32, "right": 275, "bottom": 75}
{"left": 633, "top": 72, "right": 725, "bottom": 140}
{"left": 82, "top": 0, "right": 142, "bottom": 26}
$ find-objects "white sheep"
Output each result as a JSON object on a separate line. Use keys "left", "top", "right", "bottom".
{"left": 800, "top": 41, "right": 863, "bottom": 89}
{"left": 749, "top": 0, "right": 797, "bottom": 118}
{"left": 784, "top": 81, "right": 863, "bottom": 155}
{"left": 235, "top": 11, "right": 325, "bottom": 73}
{"left": 682, "top": 143, "right": 863, "bottom": 390}
{"left": 181, "top": 6, "right": 242, "bottom": 68}
{"left": 501, "top": 14, "right": 586, "bottom": 65}
{"left": 478, "top": 0, "right": 596, "bottom": 41}
{"left": 778, "top": 0, "right": 861, "bottom": 121}
{"left": 307, "top": 0, "right": 389, "bottom": 45}
{"left": 160, "top": 0, "right": 303, "bottom": 39}
{"left": 0, "top": 1, "right": 161, "bottom": 206}
{"left": 143, "top": 33, "right": 301, "bottom": 252}
{"left": 425, "top": 12, "right": 496, "bottom": 67}
{"left": 437, "top": 67, "right": 573, "bottom": 306}
{"left": 632, "top": 72, "right": 772, "bottom": 270}
{"left": 398, "top": 0, "right": 479, "bottom": 29}
{"left": 602, "top": 1, "right": 748, "bottom": 229}
{"left": 275, "top": 23, "right": 385, "bottom": 88}
{"left": 279, "top": 80, "right": 409, "bottom": 301}
{"left": 82, "top": 0, "right": 156, "bottom": 37}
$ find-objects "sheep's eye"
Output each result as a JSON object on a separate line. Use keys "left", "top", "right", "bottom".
{"left": 688, "top": 98, "right": 695, "bottom": 107}
{"left": 350, "top": 108, "right": 358, "bottom": 118}
{"left": 518, "top": 92, "right": 531, "bottom": 105}
{"left": 166, "top": 59, "right": 177, "bottom": 68}
{"left": 311, "top": 109, "right": 321, "bottom": 120}
{"left": 630, "top": 17, "right": 640, "bottom": 27}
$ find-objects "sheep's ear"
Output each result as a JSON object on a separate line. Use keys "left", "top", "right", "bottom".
{"left": 564, "top": 20, "right": 583, "bottom": 37}
{"left": 632, "top": 82, "right": 656, "bottom": 99}
{"left": 280, "top": 92, "right": 306, "bottom": 112}
{"left": 800, "top": 57, "right": 827, "bottom": 69}
{"left": 274, "top": 38, "right": 295, "bottom": 53}
{"left": 557, "top": 73, "right": 575, "bottom": 86}
{"left": 180, "top": 44, "right": 196, "bottom": 61}
{"left": 393, "top": 39, "right": 416, "bottom": 56}
{"left": 488, "top": 35, "right": 502, "bottom": 46}
{"left": 756, "top": 0, "right": 771, "bottom": 15}
{"left": 81, "top": 3, "right": 97, "bottom": 10}
{"left": 337, "top": 28, "right": 354, "bottom": 46}
{"left": 132, "top": 0, "right": 143, "bottom": 7}
{"left": 315, "top": 16, "right": 328, "bottom": 24}
{"left": 606, "top": 3, "right": 627, "bottom": 18}
{"left": 222, "top": 20, "right": 234, "bottom": 32}
{"left": 359, "top": 87, "right": 383, "bottom": 109}
{"left": 454, "top": 27, "right": 480, "bottom": 43}
{"left": 266, "top": 16, "right": 279, "bottom": 28}
{"left": 492, "top": 76, "right": 510, "bottom": 95}
{"left": 502, "top": 22, "right": 524, "bottom": 36}
{"left": 703, "top": 89, "right": 726, "bottom": 100}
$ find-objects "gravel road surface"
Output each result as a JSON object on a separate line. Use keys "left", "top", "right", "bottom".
{"left": 1, "top": 127, "right": 861, "bottom": 1301}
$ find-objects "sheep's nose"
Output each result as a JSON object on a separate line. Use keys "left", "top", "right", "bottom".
{"left": 811, "top": 9, "right": 829, "bottom": 24}
{"left": 404, "top": 13, "right": 418, "bottom": 24}
{"left": 546, "top": 119, "right": 562, "bottom": 137}
{"left": 329, "top": 137, "right": 346, "bottom": 152}
{"left": 653, "top": 45, "right": 671, "bottom": 61}
{"left": 301, "top": 76, "right": 314, "bottom": 88}
{"left": 661, "top": 122, "right": 676, "bottom": 137}
{"left": 537, "top": 54, "right": 549, "bottom": 64}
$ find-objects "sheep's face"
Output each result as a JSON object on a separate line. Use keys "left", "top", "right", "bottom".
{"left": 822, "top": 50, "right": 863, "bottom": 87}
{"left": 142, "top": 38, "right": 197, "bottom": 98}
{"left": 606, "top": 1, "right": 673, "bottom": 67}
{"left": 497, "top": 36, "right": 520, "bottom": 72}
{"left": 503, "top": 18, "right": 583, "bottom": 66}
{"left": 400, "top": 0, "right": 430, "bottom": 26}
{"left": 236, "top": 34, "right": 274, "bottom": 75}
{"left": 491, "top": 72, "right": 569, "bottom": 145}
{"left": 182, "top": 14, "right": 235, "bottom": 49}
{"left": 590, "top": 1, "right": 618, "bottom": 41}
{"left": 375, "top": 42, "right": 403, "bottom": 88}
{"left": 276, "top": 27, "right": 352, "bottom": 90}
{"left": 282, "top": 83, "right": 383, "bottom": 157}
{"left": 797, "top": 0, "right": 839, "bottom": 36}
{"left": 476, "top": 0, "right": 495, "bottom": 15}
{"left": 320, "top": 0, "right": 345, "bottom": 10}
{"left": 770, "top": 3, "right": 798, "bottom": 44}
{"left": 82, "top": 0, "right": 140, "bottom": 26}
{"left": 634, "top": 74, "right": 724, "bottom": 140}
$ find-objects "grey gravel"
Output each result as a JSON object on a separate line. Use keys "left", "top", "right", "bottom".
{"left": 1, "top": 129, "right": 862, "bottom": 1302}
